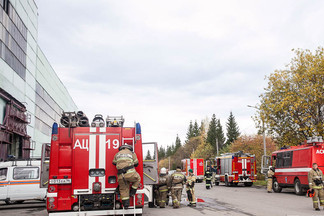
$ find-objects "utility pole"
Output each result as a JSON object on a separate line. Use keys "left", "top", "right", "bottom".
{"left": 247, "top": 105, "right": 266, "bottom": 156}
{"left": 216, "top": 138, "right": 219, "bottom": 156}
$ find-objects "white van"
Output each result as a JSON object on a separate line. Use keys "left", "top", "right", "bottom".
{"left": 0, "top": 160, "right": 46, "bottom": 204}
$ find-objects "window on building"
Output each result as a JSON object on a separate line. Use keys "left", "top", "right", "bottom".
{"left": 13, "top": 167, "right": 39, "bottom": 180}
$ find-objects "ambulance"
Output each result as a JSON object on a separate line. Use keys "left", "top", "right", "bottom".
{"left": 270, "top": 136, "right": 324, "bottom": 195}
{"left": 43, "top": 112, "right": 148, "bottom": 215}
{"left": 0, "top": 159, "right": 46, "bottom": 204}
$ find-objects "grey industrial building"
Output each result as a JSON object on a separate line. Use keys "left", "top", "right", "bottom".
{"left": 0, "top": 0, "right": 77, "bottom": 160}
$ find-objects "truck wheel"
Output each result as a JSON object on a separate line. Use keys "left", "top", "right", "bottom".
{"left": 273, "top": 178, "right": 282, "bottom": 193}
{"left": 225, "top": 176, "right": 230, "bottom": 187}
{"left": 294, "top": 178, "right": 303, "bottom": 195}
{"left": 244, "top": 182, "right": 253, "bottom": 187}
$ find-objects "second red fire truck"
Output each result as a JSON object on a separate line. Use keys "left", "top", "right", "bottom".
{"left": 181, "top": 158, "right": 205, "bottom": 182}
{"left": 215, "top": 151, "right": 257, "bottom": 186}
{"left": 270, "top": 136, "right": 324, "bottom": 195}
{"left": 43, "top": 112, "right": 146, "bottom": 215}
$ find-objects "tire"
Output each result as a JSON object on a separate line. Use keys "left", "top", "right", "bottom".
{"left": 294, "top": 178, "right": 303, "bottom": 195}
{"left": 244, "top": 182, "right": 253, "bottom": 187}
{"left": 233, "top": 182, "right": 239, "bottom": 186}
{"left": 273, "top": 178, "right": 282, "bottom": 193}
{"left": 225, "top": 176, "right": 230, "bottom": 187}
{"left": 215, "top": 182, "right": 219, "bottom": 186}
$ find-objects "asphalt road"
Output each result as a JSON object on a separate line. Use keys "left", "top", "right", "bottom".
{"left": 1, "top": 183, "right": 323, "bottom": 216}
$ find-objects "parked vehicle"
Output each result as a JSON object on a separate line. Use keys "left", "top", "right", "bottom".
{"left": 0, "top": 159, "right": 46, "bottom": 204}
{"left": 43, "top": 113, "right": 146, "bottom": 215}
{"left": 270, "top": 136, "right": 324, "bottom": 195}
{"left": 181, "top": 158, "right": 204, "bottom": 182}
{"left": 215, "top": 151, "right": 257, "bottom": 186}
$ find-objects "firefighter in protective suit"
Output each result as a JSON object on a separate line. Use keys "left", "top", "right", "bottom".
{"left": 157, "top": 167, "right": 171, "bottom": 208}
{"left": 204, "top": 166, "right": 212, "bottom": 189}
{"left": 171, "top": 166, "right": 186, "bottom": 209}
{"left": 308, "top": 163, "right": 324, "bottom": 211}
{"left": 186, "top": 169, "right": 196, "bottom": 207}
{"left": 267, "top": 166, "right": 275, "bottom": 193}
{"left": 113, "top": 144, "right": 141, "bottom": 209}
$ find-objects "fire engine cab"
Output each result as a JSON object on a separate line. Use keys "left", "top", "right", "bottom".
{"left": 215, "top": 151, "right": 257, "bottom": 186}
{"left": 43, "top": 112, "right": 145, "bottom": 215}
{"left": 270, "top": 136, "right": 324, "bottom": 195}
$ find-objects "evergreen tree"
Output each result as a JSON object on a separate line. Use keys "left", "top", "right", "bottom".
{"left": 175, "top": 134, "right": 181, "bottom": 151}
{"left": 158, "top": 146, "right": 166, "bottom": 160}
{"left": 186, "top": 121, "right": 194, "bottom": 140}
{"left": 207, "top": 114, "right": 217, "bottom": 153}
{"left": 171, "top": 143, "right": 175, "bottom": 154}
{"left": 193, "top": 120, "right": 200, "bottom": 137}
{"left": 166, "top": 145, "right": 172, "bottom": 157}
{"left": 200, "top": 120, "right": 206, "bottom": 138}
{"left": 145, "top": 150, "right": 152, "bottom": 160}
{"left": 226, "top": 111, "right": 240, "bottom": 146}
{"left": 216, "top": 119, "right": 226, "bottom": 149}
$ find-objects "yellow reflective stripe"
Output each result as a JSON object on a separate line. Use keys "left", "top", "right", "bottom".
{"left": 159, "top": 189, "right": 168, "bottom": 192}
{"left": 313, "top": 186, "right": 323, "bottom": 189}
{"left": 116, "top": 158, "right": 133, "bottom": 162}
{"left": 122, "top": 197, "right": 129, "bottom": 200}
{"left": 314, "top": 201, "right": 319, "bottom": 203}
{"left": 173, "top": 174, "right": 184, "bottom": 177}
{"left": 160, "top": 200, "right": 165, "bottom": 202}
{"left": 132, "top": 185, "right": 137, "bottom": 189}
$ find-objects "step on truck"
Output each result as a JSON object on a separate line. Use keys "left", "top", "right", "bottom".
{"left": 215, "top": 151, "right": 257, "bottom": 186}
{"left": 41, "top": 112, "right": 146, "bottom": 215}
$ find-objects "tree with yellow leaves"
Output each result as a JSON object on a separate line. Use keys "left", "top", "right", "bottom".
{"left": 257, "top": 47, "right": 324, "bottom": 147}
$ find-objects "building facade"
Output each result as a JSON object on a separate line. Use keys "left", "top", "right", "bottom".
{"left": 0, "top": 0, "right": 77, "bottom": 160}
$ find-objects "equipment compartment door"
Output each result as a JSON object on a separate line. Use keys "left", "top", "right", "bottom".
{"left": 142, "top": 142, "right": 158, "bottom": 185}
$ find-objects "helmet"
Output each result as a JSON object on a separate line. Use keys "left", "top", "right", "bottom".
{"left": 269, "top": 166, "right": 272, "bottom": 169}
{"left": 189, "top": 169, "right": 193, "bottom": 173}
{"left": 307, "top": 189, "right": 315, "bottom": 198}
{"left": 119, "top": 144, "right": 133, "bottom": 151}
{"left": 160, "top": 167, "right": 167, "bottom": 175}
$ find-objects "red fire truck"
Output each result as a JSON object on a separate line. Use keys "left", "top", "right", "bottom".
{"left": 44, "top": 113, "right": 145, "bottom": 215}
{"left": 215, "top": 151, "right": 257, "bottom": 186}
{"left": 181, "top": 158, "right": 204, "bottom": 182}
{"left": 270, "top": 136, "right": 324, "bottom": 195}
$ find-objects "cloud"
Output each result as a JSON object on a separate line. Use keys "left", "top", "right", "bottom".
{"left": 36, "top": 0, "right": 324, "bottom": 146}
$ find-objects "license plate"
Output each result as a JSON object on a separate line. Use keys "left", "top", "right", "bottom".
{"left": 49, "top": 179, "right": 72, "bottom": 184}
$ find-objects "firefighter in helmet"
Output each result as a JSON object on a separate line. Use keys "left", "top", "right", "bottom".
{"left": 204, "top": 166, "right": 213, "bottom": 189}
{"left": 267, "top": 166, "right": 275, "bottom": 193}
{"left": 308, "top": 163, "right": 324, "bottom": 211}
{"left": 157, "top": 167, "right": 171, "bottom": 208}
{"left": 186, "top": 169, "right": 196, "bottom": 207}
{"left": 171, "top": 166, "right": 186, "bottom": 209}
{"left": 113, "top": 144, "right": 141, "bottom": 209}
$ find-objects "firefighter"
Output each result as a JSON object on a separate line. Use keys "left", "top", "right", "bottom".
{"left": 204, "top": 166, "right": 213, "bottom": 189}
{"left": 186, "top": 169, "right": 196, "bottom": 207}
{"left": 308, "top": 163, "right": 324, "bottom": 211}
{"left": 157, "top": 167, "right": 171, "bottom": 208}
{"left": 267, "top": 166, "right": 275, "bottom": 193}
{"left": 113, "top": 144, "right": 141, "bottom": 209}
{"left": 171, "top": 166, "right": 186, "bottom": 209}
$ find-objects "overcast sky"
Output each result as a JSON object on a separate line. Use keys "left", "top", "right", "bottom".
{"left": 35, "top": 0, "right": 324, "bottom": 148}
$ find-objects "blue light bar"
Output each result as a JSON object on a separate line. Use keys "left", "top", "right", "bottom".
{"left": 136, "top": 123, "right": 141, "bottom": 135}
{"left": 52, "top": 122, "right": 58, "bottom": 135}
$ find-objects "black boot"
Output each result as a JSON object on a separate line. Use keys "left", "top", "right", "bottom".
{"left": 122, "top": 199, "right": 130, "bottom": 209}
{"left": 130, "top": 187, "right": 137, "bottom": 197}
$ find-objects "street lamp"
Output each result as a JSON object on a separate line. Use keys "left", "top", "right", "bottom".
{"left": 247, "top": 105, "right": 266, "bottom": 157}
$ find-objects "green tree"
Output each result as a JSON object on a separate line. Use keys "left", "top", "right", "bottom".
{"left": 158, "top": 146, "right": 166, "bottom": 160}
{"left": 207, "top": 114, "right": 217, "bottom": 153}
{"left": 186, "top": 121, "right": 195, "bottom": 140}
{"left": 175, "top": 134, "right": 181, "bottom": 151}
{"left": 225, "top": 111, "right": 240, "bottom": 146}
{"left": 166, "top": 145, "right": 172, "bottom": 157}
{"left": 257, "top": 47, "right": 324, "bottom": 147}
{"left": 193, "top": 120, "right": 200, "bottom": 137}
{"left": 145, "top": 150, "right": 152, "bottom": 160}
{"left": 216, "top": 119, "right": 226, "bottom": 149}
